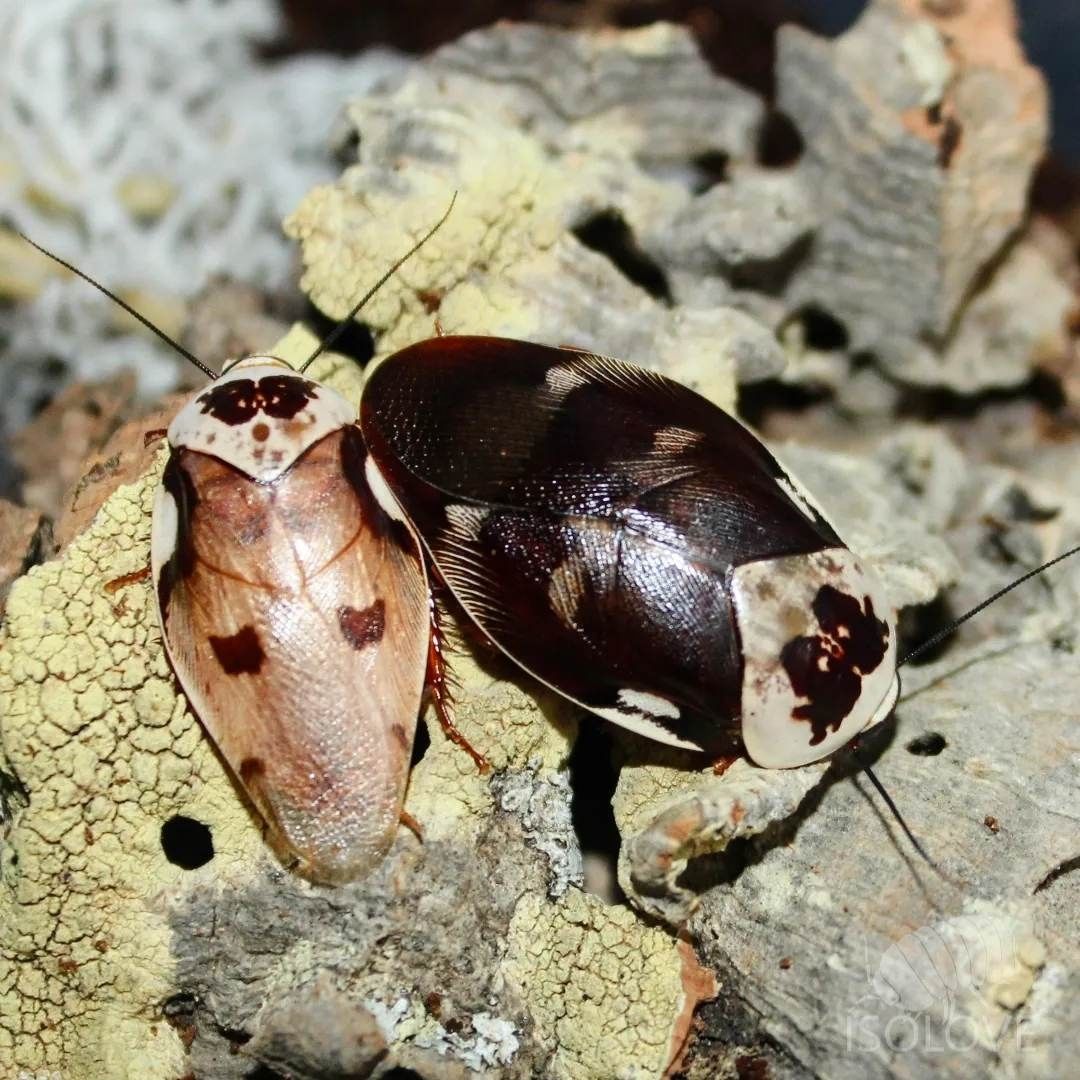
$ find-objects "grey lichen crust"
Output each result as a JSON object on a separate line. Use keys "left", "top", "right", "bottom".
{"left": 3, "top": 3, "right": 1079, "bottom": 1079}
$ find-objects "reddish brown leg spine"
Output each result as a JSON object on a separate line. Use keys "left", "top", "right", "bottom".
{"left": 711, "top": 754, "right": 738, "bottom": 777}
{"left": 105, "top": 565, "right": 151, "bottom": 593}
{"left": 400, "top": 809, "right": 424, "bottom": 842}
{"left": 426, "top": 592, "right": 490, "bottom": 773}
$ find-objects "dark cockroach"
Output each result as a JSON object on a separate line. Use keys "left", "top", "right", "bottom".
{"left": 360, "top": 336, "right": 897, "bottom": 769}
{"left": 360, "top": 336, "right": 1080, "bottom": 784}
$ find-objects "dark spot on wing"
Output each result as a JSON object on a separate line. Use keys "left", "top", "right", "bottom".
{"left": 208, "top": 625, "right": 265, "bottom": 675}
{"left": 197, "top": 375, "right": 317, "bottom": 426}
{"left": 239, "top": 757, "right": 266, "bottom": 784}
{"left": 338, "top": 600, "right": 386, "bottom": 650}
{"left": 391, "top": 723, "right": 410, "bottom": 749}
{"left": 780, "top": 585, "right": 890, "bottom": 745}
{"left": 252, "top": 421, "right": 270, "bottom": 442}
{"left": 157, "top": 451, "right": 199, "bottom": 621}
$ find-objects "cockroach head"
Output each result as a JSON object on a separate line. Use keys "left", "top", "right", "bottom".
{"left": 219, "top": 353, "right": 294, "bottom": 375}
{"left": 730, "top": 547, "right": 898, "bottom": 768}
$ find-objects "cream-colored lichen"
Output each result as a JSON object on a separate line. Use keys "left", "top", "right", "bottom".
{"left": 283, "top": 96, "right": 745, "bottom": 411}
{"left": 502, "top": 888, "right": 699, "bottom": 1080}
{"left": 0, "top": 441, "right": 253, "bottom": 1078}
{"left": 284, "top": 120, "right": 559, "bottom": 350}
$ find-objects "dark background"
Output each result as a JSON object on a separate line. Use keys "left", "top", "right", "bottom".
{"left": 274, "top": 0, "right": 1080, "bottom": 165}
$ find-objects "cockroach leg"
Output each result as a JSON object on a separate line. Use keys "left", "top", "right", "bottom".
{"left": 400, "top": 809, "right": 424, "bottom": 841}
{"left": 426, "top": 592, "right": 491, "bottom": 774}
{"left": 711, "top": 754, "right": 738, "bottom": 777}
{"left": 105, "top": 565, "right": 151, "bottom": 593}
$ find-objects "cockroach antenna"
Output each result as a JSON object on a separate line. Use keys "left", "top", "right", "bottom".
{"left": 861, "top": 539, "right": 1080, "bottom": 875}
{"left": 861, "top": 762, "right": 937, "bottom": 867}
{"left": 299, "top": 191, "right": 458, "bottom": 375}
{"left": 898, "top": 540, "right": 1080, "bottom": 667}
{"left": 16, "top": 232, "right": 217, "bottom": 380}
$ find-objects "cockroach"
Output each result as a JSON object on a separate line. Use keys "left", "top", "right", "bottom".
{"left": 18, "top": 207, "right": 461, "bottom": 884}
{"left": 360, "top": 336, "right": 898, "bottom": 769}
{"left": 358, "top": 332, "right": 1080, "bottom": 862}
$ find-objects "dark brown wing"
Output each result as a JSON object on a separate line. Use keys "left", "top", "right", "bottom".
{"left": 152, "top": 425, "right": 427, "bottom": 883}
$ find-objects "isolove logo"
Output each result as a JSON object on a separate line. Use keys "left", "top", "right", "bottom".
{"left": 843, "top": 910, "right": 1048, "bottom": 1057}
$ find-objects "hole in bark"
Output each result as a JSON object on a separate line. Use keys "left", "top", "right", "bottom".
{"left": 572, "top": 210, "right": 672, "bottom": 304}
{"left": 245, "top": 1068, "right": 287, "bottom": 1080}
{"left": 735, "top": 377, "right": 832, "bottom": 431}
{"left": 568, "top": 721, "right": 625, "bottom": 904}
{"left": 735, "top": 1054, "right": 772, "bottom": 1080}
{"left": 1, "top": 766, "right": 29, "bottom": 819}
{"left": 674, "top": 837, "right": 753, "bottom": 895}
{"left": 792, "top": 305, "right": 849, "bottom": 351}
{"left": 728, "top": 230, "right": 814, "bottom": 293}
{"left": 690, "top": 149, "right": 731, "bottom": 191}
{"left": 898, "top": 594, "right": 957, "bottom": 666}
{"left": 381, "top": 1070, "right": 425, "bottom": 1079}
{"left": 302, "top": 301, "right": 376, "bottom": 365}
{"left": 906, "top": 732, "right": 947, "bottom": 756}
{"left": 333, "top": 126, "right": 361, "bottom": 168}
{"left": 410, "top": 716, "right": 430, "bottom": 767}
{"left": 1002, "top": 485, "right": 1060, "bottom": 524}
{"left": 896, "top": 371, "right": 1067, "bottom": 421}
{"left": 161, "top": 815, "right": 215, "bottom": 869}
{"left": 757, "top": 109, "right": 804, "bottom": 167}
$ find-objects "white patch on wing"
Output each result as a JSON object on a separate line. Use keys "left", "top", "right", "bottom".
{"left": 365, "top": 456, "right": 407, "bottom": 522}
{"left": 150, "top": 480, "right": 179, "bottom": 594}
{"left": 444, "top": 503, "right": 489, "bottom": 541}
{"left": 592, "top": 704, "right": 701, "bottom": 751}
{"left": 617, "top": 688, "right": 681, "bottom": 720}
{"left": 774, "top": 474, "right": 823, "bottom": 524}
{"left": 651, "top": 425, "right": 703, "bottom": 455}
{"left": 547, "top": 556, "right": 587, "bottom": 628}
{"left": 544, "top": 362, "right": 591, "bottom": 398}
